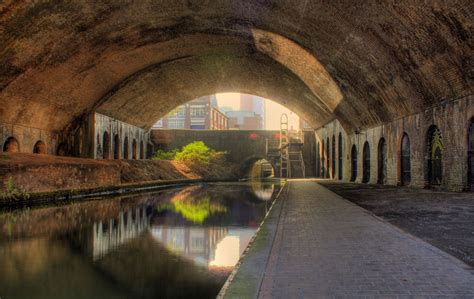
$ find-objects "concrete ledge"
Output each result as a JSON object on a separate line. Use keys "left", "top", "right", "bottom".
{"left": 218, "top": 182, "right": 288, "bottom": 298}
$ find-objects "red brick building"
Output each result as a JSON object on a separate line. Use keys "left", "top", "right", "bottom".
{"left": 153, "top": 96, "right": 228, "bottom": 130}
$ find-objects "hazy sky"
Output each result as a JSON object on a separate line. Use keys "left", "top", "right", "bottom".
{"left": 216, "top": 93, "right": 300, "bottom": 130}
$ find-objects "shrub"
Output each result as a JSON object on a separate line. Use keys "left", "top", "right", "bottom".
{"left": 0, "top": 177, "right": 30, "bottom": 201}
{"left": 152, "top": 141, "right": 226, "bottom": 169}
{"left": 175, "top": 141, "right": 214, "bottom": 166}
{"left": 151, "top": 149, "right": 178, "bottom": 160}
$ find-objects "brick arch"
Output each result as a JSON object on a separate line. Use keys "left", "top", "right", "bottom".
{"left": 350, "top": 144, "right": 358, "bottom": 182}
{"left": 240, "top": 156, "right": 277, "bottom": 179}
{"left": 425, "top": 125, "right": 443, "bottom": 188}
{"left": 400, "top": 133, "right": 411, "bottom": 186}
{"left": 33, "top": 140, "right": 46, "bottom": 154}
{"left": 132, "top": 139, "right": 138, "bottom": 160}
{"left": 1, "top": 1, "right": 470, "bottom": 136}
{"left": 3, "top": 137, "right": 20, "bottom": 153}
{"left": 362, "top": 141, "right": 370, "bottom": 184}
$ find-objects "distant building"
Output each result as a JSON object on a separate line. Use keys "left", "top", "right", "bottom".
{"left": 153, "top": 95, "right": 228, "bottom": 130}
{"left": 226, "top": 111, "right": 264, "bottom": 130}
{"left": 226, "top": 94, "right": 264, "bottom": 130}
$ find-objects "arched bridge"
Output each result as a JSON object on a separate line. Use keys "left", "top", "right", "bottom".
{"left": 151, "top": 129, "right": 317, "bottom": 178}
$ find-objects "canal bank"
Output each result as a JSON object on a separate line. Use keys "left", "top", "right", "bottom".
{"left": 222, "top": 179, "right": 474, "bottom": 297}
{"left": 0, "top": 152, "right": 239, "bottom": 209}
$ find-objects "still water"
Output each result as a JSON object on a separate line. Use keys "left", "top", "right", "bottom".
{"left": 0, "top": 181, "right": 281, "bottom": 299}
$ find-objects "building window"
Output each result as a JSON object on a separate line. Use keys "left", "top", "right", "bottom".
{"left": 190, "top": 106, "right": 206, "bottom": 118}
{"left": 168, "top": 106, "right": 185, "bottom": 118}
{"left": 168, "top": 119, "right": 185, "bottom": 129}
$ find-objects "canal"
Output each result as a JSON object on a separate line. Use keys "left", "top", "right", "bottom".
{"left": 0, "top": 181, "right": 282, "bottom": 299}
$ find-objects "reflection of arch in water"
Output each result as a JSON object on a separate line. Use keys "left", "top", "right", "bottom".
{"left": 250, "top": 181, "right": 276, "bottom": 201}
{"left": 92, "top": 206, "right": 150, "bottom": 259}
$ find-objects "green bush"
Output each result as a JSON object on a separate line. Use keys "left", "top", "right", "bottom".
{"left": 175, "top": 141, "right": 214, "bottom": 165}
{"left": 152, "top": 141, "right": 226, "bottom": 168}
{"left": 151, "top": 149, "right": 178, "bottom": 160}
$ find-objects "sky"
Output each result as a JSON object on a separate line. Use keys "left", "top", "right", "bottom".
{"left": 216, "top": 93, "right": 300, "bottom": 130}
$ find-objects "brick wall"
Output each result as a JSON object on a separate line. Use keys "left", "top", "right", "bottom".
{"left": 315, "top": 95, "right": 474, "bottom": 191}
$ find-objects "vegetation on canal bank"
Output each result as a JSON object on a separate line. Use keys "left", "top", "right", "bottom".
{"left": 0, "top": 177, "right": 30, "bottom": 201}
{"left": 0, "top": 143, "right": 237, "bottom": 204}
{"left": 152, "top": 141, "right": 225, "bottom": 165}
{"left": 152, "top": 141, "right": 235, "bottom": 179}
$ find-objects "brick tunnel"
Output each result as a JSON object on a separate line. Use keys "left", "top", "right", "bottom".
{"left": 0, "top": 1, "right": 473, "bottom": 191}
{"left": 1, "top": 2, "right": 474, "bottom": 298}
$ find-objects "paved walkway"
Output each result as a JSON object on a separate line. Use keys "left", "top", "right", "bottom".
{"left": 226, "top": 180, "right": 474, "bottom": 298}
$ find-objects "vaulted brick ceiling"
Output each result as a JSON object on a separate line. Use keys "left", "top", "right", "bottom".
{"left": 1, "top": 1, "right": 472, "bottom": 131}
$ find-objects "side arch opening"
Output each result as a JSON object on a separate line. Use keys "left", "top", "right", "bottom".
{"left": 3, "top": 137, "right": 20, "bottom": 153}
{"left": 350, "top": 144, "right": 357, "bottom": 182}
{"left": 33, "top": 140, "right": 46, "bottom": 154}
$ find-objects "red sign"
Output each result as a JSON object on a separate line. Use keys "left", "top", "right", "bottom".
{"left": 274, "top": 133, "right": 281, "bottom": 139}
{"left": 249, "top": 133, "right": 258, "bottom": 140}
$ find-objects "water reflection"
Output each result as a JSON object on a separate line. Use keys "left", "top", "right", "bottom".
{"left": 151, "top": 226, "right": 254, "bottom": 269}
{"left": 92, "top": 207, "right": 150, "bottom": 259}
{"left": 0, "top": 181, "right": 281, "bottom": 299}
{"left": 251, "top": 180, "right": 276, "bottom": 201}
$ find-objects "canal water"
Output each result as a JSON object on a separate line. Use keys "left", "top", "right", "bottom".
{"left": 0, "top": 181, "right": 281, "bottom": 299}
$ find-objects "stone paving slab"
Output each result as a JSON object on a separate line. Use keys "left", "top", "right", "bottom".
{"left": 227, "top": 179, "right": 474, "bottom": 298}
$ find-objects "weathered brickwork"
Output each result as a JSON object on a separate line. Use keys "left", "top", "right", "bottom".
{"left": 316, "top": 95, "right": 474, "bottom": 191}
{"left": 0, "top": 113, "right": 151, "bottom": 161}
{"left": 94, "top": 113, "right": 150, "bottom": 160}
{"left": 0, "top": 122, "right": 59, "bottom": 155}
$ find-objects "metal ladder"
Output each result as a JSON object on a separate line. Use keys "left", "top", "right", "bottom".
{"left": 288, "top": 150, "right": 305, "bottom": 178}
{"left": 280, "top": 114, "right": 290, "bottom": 178}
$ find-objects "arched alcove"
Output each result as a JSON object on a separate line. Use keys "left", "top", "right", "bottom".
{"left": 33, "top": 141, "right": 46, "bottom": 154}
{"left": 132, "top": 139, "right": 138, "bottom": 159}
{"left": 3, "top": 137, "right": 20, "bottom": 153}
{"left": 140, "top": 141, "right": 145, "bottom": 159}
{"left": 103, "top": 132, "right": 110, "bottom": 159}
{"left": 362, "top": 142, "right": 370, "bottom": 183}
{"left": 350, "top": 145, "right": 357, "bottom": 182}
{"left": 124, "top": 136, "right": 129, "bottom": 159}
{"left": 113, "top": 134, "right": 120, "bottom": 159}
{"left": 338, "top": 133, "right": 343, "bottom": 180}
{"left": 426, "top": 126, "right": 443, "bottom": 187}
{"left": 331, "top": 135, "right": 336, "bottom": 179}
{"left": 57, "top": 143, "right": 67, "bottom": 156}
{"left": 400, "top": 133, "right": 411, "bottom": 186}
{"left": 326, "top": 137, "right": 330, "bottom": 178}
{"left": 377, "top": 138, "right": 387, "bottom": 184}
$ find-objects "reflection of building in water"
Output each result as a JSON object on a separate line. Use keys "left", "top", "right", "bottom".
{"left": 92, "top": 207, "right": 150, "bottom": 259}
{"left": 151, "top": 226, "right": 255, "bottom": 269}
